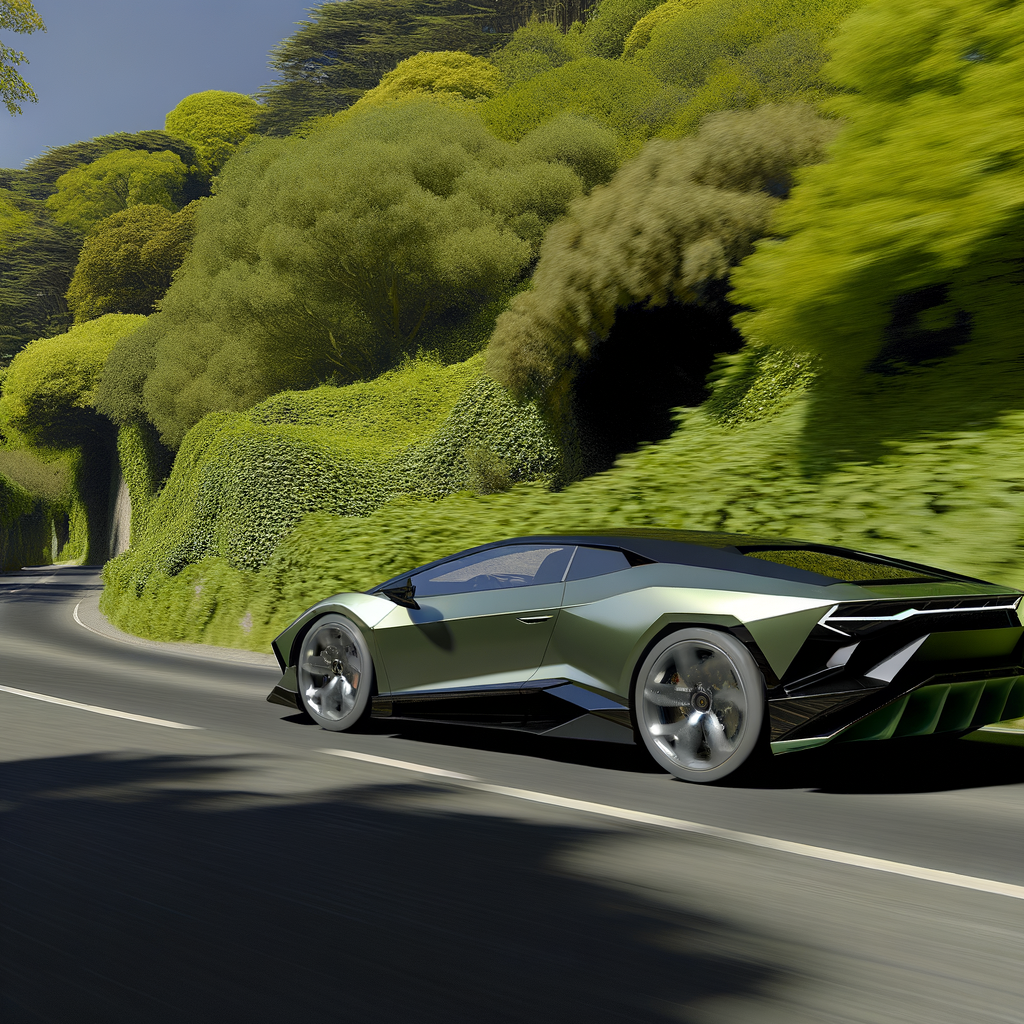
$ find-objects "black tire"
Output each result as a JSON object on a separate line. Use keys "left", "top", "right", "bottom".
{"left": 634, "top": 628, "right": 765, "bottom": 783}
{"left": 297, "top": 615, "right": 375, "bottom": 732}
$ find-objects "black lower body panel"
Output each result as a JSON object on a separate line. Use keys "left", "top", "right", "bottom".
{"left": 372, "top": 680, "right": 635, "bottom": 744}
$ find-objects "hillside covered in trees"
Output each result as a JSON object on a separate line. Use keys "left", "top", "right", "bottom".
{"left": 1, "top": 0, "right": 1022, "bottom": 654}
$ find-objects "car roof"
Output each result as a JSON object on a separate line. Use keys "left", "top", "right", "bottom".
{"left": 369, "top": 528, "right": 988, "bottom": 592}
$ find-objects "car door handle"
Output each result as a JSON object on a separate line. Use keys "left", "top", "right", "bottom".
{"left": 517, "top": 615, "right": 552, "bottom": 624}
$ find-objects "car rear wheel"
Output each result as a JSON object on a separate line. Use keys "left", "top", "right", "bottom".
{"left": 297, "top": 615, "right": 375, "bottom": 731}
{"left": 635, "top": 628, "right": 765, "bottom": 783}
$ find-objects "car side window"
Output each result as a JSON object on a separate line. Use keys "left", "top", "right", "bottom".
{"left": 565, "top": 546, "right": 632, "bottom": 581}
{"left": 413, "top": 545, "right": 574, "bottom": 597}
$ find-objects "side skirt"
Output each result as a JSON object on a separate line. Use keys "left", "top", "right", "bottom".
{"left": 372, "top": 680, "right": 635, "bottom": 745}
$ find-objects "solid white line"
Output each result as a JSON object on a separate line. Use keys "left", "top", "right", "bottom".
{"left": 319, "top": 749, "right": 478, "bottom": 780}
{"left": 320, "top": 748, "right": 1024, "bottom": 901}
{"left": 72, "top": 599, "right": 108, "bottom": 640}
{"left": 0, "top": 684, "right": 202, "bottom": 730}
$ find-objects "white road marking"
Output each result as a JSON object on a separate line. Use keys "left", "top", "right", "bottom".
{"left": 320, "top": 748, "right": 1024, "bottom": 901}
{"left": 0, "top": 684, "right": 202, "bottom": 730}
{"left": 320, "top": 749, "right": 478, "bottom": 780}
{"left": 72, "top": 599, "right": 106, "bottom": 639}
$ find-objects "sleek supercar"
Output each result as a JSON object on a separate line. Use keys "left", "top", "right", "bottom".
{"left": 267, "top": 530, "right": 1024, "bottom": 782}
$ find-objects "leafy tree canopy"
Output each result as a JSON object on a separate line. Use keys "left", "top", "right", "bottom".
{"left": 256, "top": 0, "right": 594, "bottom": 136}
{"left": 488, "top": 18, "right": 582, "bottom": 85}
{"left": 164, "top": 90, "right": 261, "bottom": 175}
{"left": 0, "top": 313, "right": 145, "bottom": 448}
{"left": 577, "top": 0, "right": 663, "bottom": 58}
{"left": 353, "top": 51, "right": 505, "bottom": 110}
{"left": 1, "top": 0, "right": 44, "bottom": 115}
{"left": 124, "top": 99, "right": 598, "bottom": 448}
{"left": 66, "top": 201, "right": 200, "bottom": 324}
{"left": 480, "top": 56, "right": 671, "bottom": 154}
{"left": 45, "top": 149, "right": 187, "bottom": 235}
{"left": 627, "top": 0, "right": 863, "bottom": 136}
{"left": 730, "top": 0, "right": 1024, "bottom": 378}
{"left": 0, "top": 132, "right": 202, "bottom": 361}
{"left": 485, "top": 104, "right": 838, "bottom": 405}
{"left": 0, "top": 207, "right": 78, "bottom": 360}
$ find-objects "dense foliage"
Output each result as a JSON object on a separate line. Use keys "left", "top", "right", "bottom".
{"left": 485, "top": 104, "right": 837, "bottom": 408}
{"left": 66, "top": 202, "right": 199, "bottom": 323}
{"left": 163, "top": 90, "right": 260, "bottom": 175}
{"left": 0, "top": 130, "right": 204, "bottom": 358}
{"left": 129, "top": 98, "right": 610, "bottom": 448}
{"left": 626, "top": 0, "right": 862, "bottom": 135}
{"left": 0, "top": 314, "right": 145, "bottom": 448}
{"left": 103, "top": 355, "right": 557, "bottom": 612}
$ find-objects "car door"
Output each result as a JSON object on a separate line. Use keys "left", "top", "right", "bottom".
{"left": 373, "top": 544, "right": 575, "bottom": 693}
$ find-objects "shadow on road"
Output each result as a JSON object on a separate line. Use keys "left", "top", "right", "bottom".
{"left": 288, "top": 715, "right": 1024, "bottom": 796}
{"left": 0, "top": 751, "right": 793, "bottom": 1024}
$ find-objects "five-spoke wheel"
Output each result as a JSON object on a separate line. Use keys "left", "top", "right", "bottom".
{"left": 297, "top": 615, "right": 374, "bottom": 731}
{"left": 635, "top": 628, "right": 764, "bottom": 783}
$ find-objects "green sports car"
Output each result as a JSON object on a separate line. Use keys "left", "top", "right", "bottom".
{"left": 266, "top": 529, "right": 1024, "bottom": 783}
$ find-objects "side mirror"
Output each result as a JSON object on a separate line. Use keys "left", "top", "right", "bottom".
{"left": 381, "top": 577, "right": 420, "bottom": 610}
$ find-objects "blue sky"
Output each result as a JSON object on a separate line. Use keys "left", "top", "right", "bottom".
{"left": 1, "top": 0, "right": 310, "bottom": 168}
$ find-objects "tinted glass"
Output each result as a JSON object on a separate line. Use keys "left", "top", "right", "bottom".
{"left": 743, "top": 549, "right": 940, "bottom": 583}
{"left": 413, "top": 545, "right": 573, "bottom": 597}
{"left": 566, "top": 546, "right": 631, "bottom": 581}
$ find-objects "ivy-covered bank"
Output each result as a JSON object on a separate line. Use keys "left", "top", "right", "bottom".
{"left": 100, "top": 349, "right": 1024, "bottom": 653}
{"left": 100, "top": 353, "right": 558, "bottom": 638}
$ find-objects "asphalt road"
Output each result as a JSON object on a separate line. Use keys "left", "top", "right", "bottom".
{"left": 2, "top": 566, "right": 1024, "bottom": 1024}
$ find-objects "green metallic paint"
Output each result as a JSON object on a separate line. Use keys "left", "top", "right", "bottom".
{"left": 373, "top": 583, "right": 565, "bottom": 694}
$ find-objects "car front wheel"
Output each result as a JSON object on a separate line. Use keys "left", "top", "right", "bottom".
{"left": 297, "top": 615, "right": 375, "bottom": 731}
{"left": 635, "top": 628, "right": 765, "bottom": 783}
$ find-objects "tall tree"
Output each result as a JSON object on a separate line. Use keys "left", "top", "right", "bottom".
{"left": 115, "top": 98, "right": 605, "bottom": 447}
{"left": 1, "top": 0, "right": 44, "bottom": 115}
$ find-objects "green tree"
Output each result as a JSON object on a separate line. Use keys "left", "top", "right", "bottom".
{"left": 489, "top": 18, "right": 581, "bottom": 85}
{"left": 485, "top": 104, "right": 837, "bottom": 407}
{"left": 730, "top": 0, "right": 1024, "bottom": 379}
{"left": 122, "top": 99, "right": 600, "bottom": 448}
{"left": 45, "top": 149, "right": 188, "bottom": 235}
{"left": 0, "top": 313, "right": 147, "bottom": 563}
{"left": 627, "top": 0, "right": 863, "bottom": 136}
{"left": 577, "top": 0, "right": 663, "bottom": 58}
{"left": 65, "top": 201, "right": 200, "bottom": 323}
{"left": 164, "top": 90, "right": 260, "bottom": 175}
{"left": 1, "top": 0, "right": 44, "bottom": 115}
{"left": 353, "top": 51, "right": 505, "bottom": 110}
{"left": 480, "top": 55, "right": 671, "bottom": 154}
{"left": 0, "top": 132, "right": 204, "bottom": 360}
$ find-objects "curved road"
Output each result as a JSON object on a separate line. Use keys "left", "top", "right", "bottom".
{"left": 2, "top": 566, "right": 1024, "bottom": 1023}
